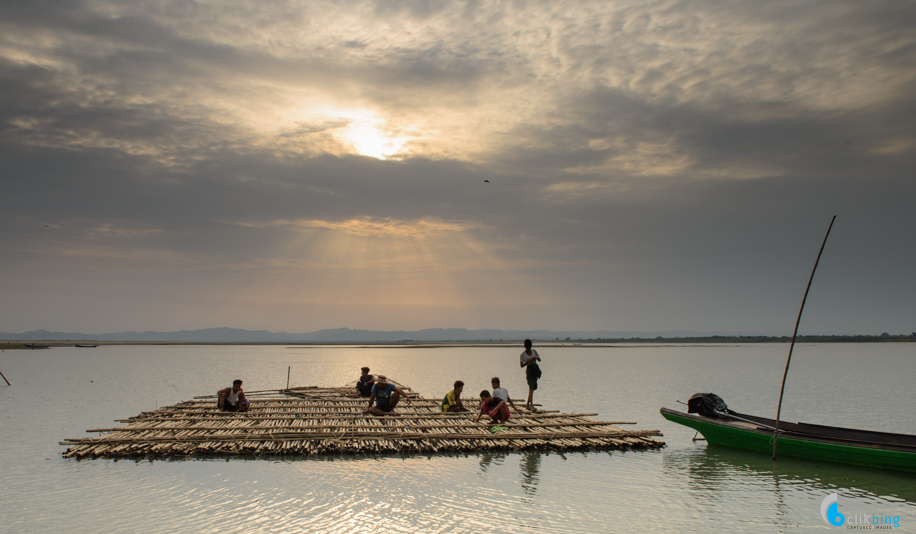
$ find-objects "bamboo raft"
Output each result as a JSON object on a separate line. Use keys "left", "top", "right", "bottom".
{"left": 61, "top": 383, "right": 665, "bottom": 459}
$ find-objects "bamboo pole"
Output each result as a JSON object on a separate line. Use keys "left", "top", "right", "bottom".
{"left": 0, "top": 369, "right": 9, "bottom": 386}
{"left": 62, "top": 429, "right": 661, "bottom": 445}
{"left": 183, "top": 398, "right": 536, "bottom": 406}
{"left": 772, "top": 215, "right": 835, "bottom": 460}
{"left": 86, "top": 420, "right": 635, "bottom": 433}
{"left": 193, "top": 386, "right": 318, "bottom": 398}
{"left": 117, "top": 412, "right": 599, "bottom": 422}
{"left": 130, "top": 404, "right": 551, "bottom": 413}
{"left": 66, "top": 440, "right": 655, "bottom": 459}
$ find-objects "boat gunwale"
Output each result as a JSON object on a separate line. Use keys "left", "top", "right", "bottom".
{"left": 660, "top": 407, "right": 916, "bottom": 454}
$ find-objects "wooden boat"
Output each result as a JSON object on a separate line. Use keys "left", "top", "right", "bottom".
{"left": 660, "top": 406, "right": 916, "bottom": 473}
{"left": 23, "top": 343, "right": 50, "bottom": 349}
{"left": 661, "top": 219, "right": 916, "bottom": 473}
{"left": 74, "top": 344, "right": 98, "bottom": 348}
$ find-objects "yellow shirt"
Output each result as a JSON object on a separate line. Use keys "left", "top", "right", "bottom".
{"left": 441, "top": 390, "right": 458, "bottom": 412}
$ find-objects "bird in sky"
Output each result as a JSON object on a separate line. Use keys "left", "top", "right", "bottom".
{"left": 484, "top": 180, "right": 489, "bottom": 183}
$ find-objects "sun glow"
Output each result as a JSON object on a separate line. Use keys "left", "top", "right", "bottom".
{"left": 342, "top": 121, "right": 407, "bottom": 160}
{"left": 224, "top": 215, "right": 528, "bottom": 328}
{"left": 285, "top": 106, "right": 408, "bottom": 160}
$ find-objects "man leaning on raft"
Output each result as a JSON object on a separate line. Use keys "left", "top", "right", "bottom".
{"left": 364, "top": 375, "right": 411, "bottom": 416}
{"left": 217, "top": 379, "right": 250, "bottom": 412}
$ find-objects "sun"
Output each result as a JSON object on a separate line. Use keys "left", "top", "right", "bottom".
{"left": 342, "top": 121, "right": 407, "bottom": 160}
{"left": 281, "top": 106, "right": 409, "bottom": 160}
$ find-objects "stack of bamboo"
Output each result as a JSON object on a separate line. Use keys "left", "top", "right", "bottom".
{"left": 61, "top": 384, "right": 664, "bottom": 459}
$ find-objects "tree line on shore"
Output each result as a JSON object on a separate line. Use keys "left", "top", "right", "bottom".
{"left": 576, "top": 333, "right": 916, "bottom": 343}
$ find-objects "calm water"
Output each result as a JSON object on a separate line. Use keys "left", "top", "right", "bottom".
{"left": 2, "top": 343, "right": 915, "bottom": 533}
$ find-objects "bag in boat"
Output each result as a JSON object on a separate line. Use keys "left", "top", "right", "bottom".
{"left": 687, "top": 393, "right": 728, "bottom": 417}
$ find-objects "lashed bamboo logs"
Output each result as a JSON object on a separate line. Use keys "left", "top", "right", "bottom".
{"left": 61, "top": 384, "right": 664, "bottom": 459}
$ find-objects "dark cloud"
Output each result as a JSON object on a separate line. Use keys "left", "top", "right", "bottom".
{"left": 1, "top": 0, "right": 913, "bottom": 334}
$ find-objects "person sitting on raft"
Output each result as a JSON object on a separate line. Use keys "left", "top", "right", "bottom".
{"left": 490, "top": 377, "right": 518, "bottom": 411}
{"left": 365, "top": 375, "right": 411, "bottom": 416}
{"left": 217, "top": 379, "right": 250, "bottom": 412}
{"left": 476, "top": 390, "right": 510, "bottom": 425}
{"left": 441, "top": 380, "right": 470, "bottom": 413}
{"left": 355, "top": 366, "right": 375, "bottom": 397}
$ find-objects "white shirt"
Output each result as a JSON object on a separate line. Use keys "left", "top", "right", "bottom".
{"left": 520, "top": 349, "right": 540, "bottom": 365}
{"left": 492, "top": 387, "right": 510, "bottom": 402}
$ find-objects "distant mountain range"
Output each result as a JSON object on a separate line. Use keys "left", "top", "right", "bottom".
{"left": 0, "top": 327, "right": 761, "bottom": 342}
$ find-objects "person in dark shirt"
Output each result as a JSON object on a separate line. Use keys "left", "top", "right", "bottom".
{"left": 365, "top": 375, "right": 411, "bottom": 416}
{"left": 356, "top": 367, "right": 375, "bottom": 397}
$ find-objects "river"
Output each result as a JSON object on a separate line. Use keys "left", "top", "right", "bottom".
{"left": 1, "top": 343, "right": 914, "bottom": 532}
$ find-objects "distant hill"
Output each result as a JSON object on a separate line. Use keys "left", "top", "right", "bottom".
{"left": 0, "top": 327, "right": 755, "bottom": 342}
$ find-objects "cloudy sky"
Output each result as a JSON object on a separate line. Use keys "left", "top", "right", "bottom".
{"left": 2, "top": 0, "right": 914, "bottom": 335}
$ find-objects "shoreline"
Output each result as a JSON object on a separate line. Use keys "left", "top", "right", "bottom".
{"left": 2, "top": 335, "right": 914, "bottom": 350}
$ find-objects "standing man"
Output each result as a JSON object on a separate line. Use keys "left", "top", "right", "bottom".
{"left": 217, "top": 379, "right": 250, "bottom": 412}
{"left": 519, "top": 339, "right": 541, "bottom": 411}
{"left": 365, "top": 375, "right": 411, "bottom": 416}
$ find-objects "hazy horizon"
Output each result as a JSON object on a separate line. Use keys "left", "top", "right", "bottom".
{"left": 2, "top": 1, "right": 914, "bottom": 335}
{"left": 4, "top": 325, "right": 913, "bottom": 343}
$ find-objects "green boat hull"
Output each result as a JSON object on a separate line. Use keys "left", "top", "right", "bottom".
{"left": 661, "top": 409, "right": 916, "bottom": 473}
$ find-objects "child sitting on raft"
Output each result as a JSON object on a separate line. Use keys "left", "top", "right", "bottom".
{"left": 441, "top": 380, "right": 470, "bottom": 413}
{"left": 490, "top": 377, "right": 517, "bottom": 411}
{"left": 476, "top": 390, "right": 510, "bottom": 425}
{"left": 355, "top": 366, "right": 375, "bottom": 397}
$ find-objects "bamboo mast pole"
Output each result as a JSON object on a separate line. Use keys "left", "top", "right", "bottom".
{"left": 772, "top": 215, "right": 835, "bottom": 460}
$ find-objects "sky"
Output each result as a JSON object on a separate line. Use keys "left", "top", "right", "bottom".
{"left": 1, "top": 0, "right": 914, "bottom": 335}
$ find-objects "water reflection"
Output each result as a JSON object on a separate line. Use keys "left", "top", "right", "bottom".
{"left": 664, "top": 443, "right": 916, "bottom": 531}
{"left": 478, "top": 451, "right": 507, "bottom": 473}
{"left": 478, "top": 450, "right": 545, "bottom": 498}
{"left": 770, "top": 466, "right": 795, "bottom": 532}
{"left": 710, "top": 446, "right": 916, "bottom": 504}
{"left": 520, "top": 451, "right": 542, "bottom": 497}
